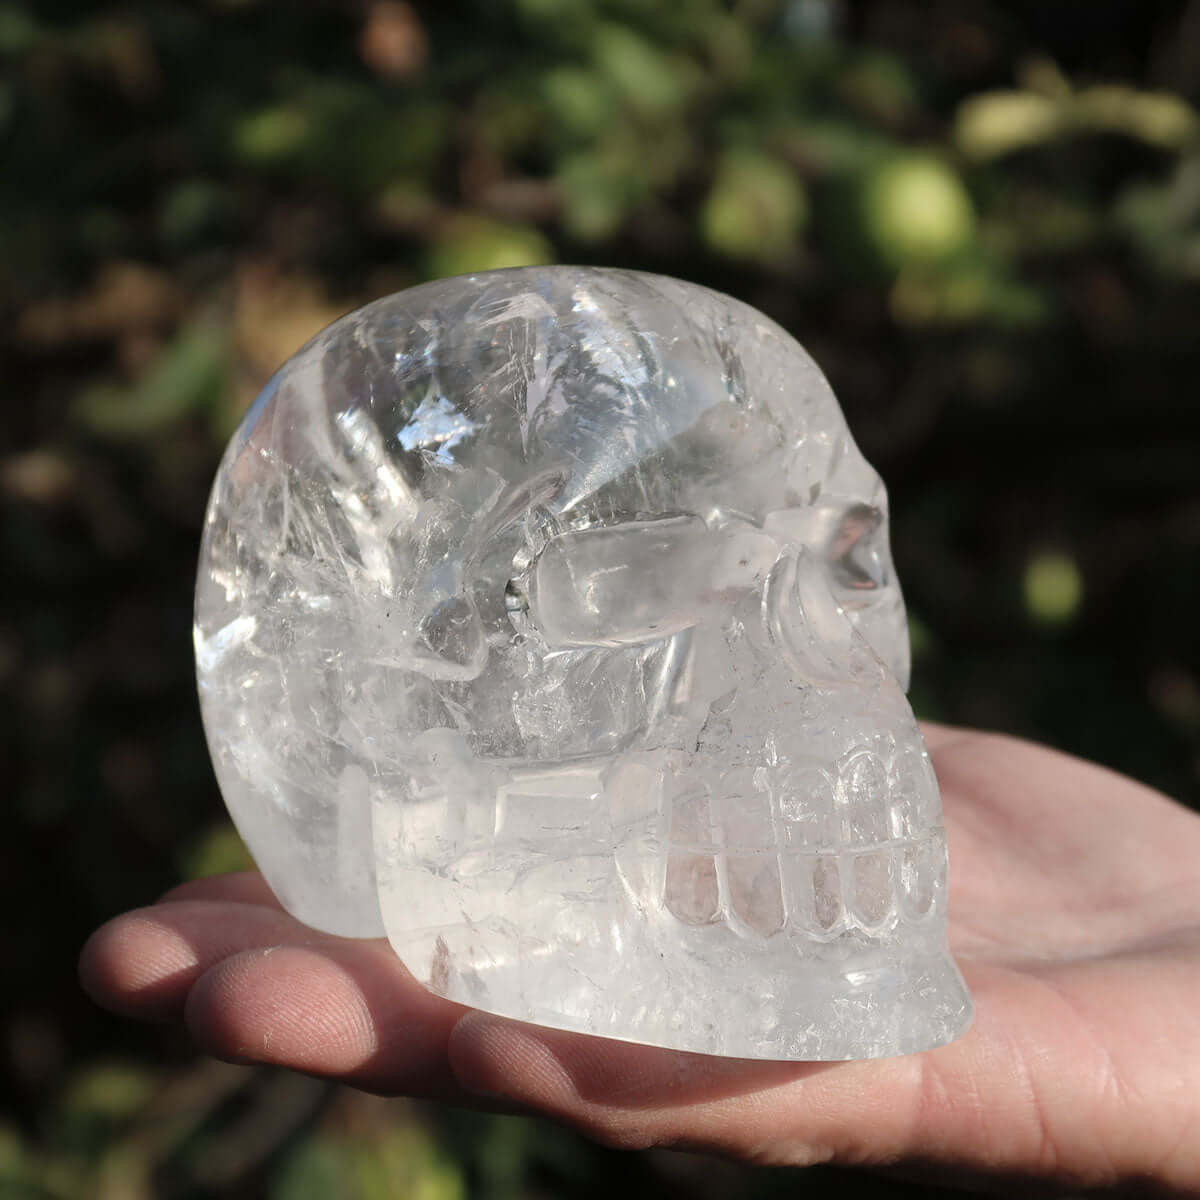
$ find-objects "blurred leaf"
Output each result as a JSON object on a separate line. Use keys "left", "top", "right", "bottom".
{"left": 908, "top": 612, "right": 935, "bottom": 662}
{"left": 0, "top": 3, "right": 36, "bottom": 55}
{"left": 592, "top": 23, "right": 689, "bottom": 118}
{"left": 93, "top": 1142, "right": 151, "bottom": 1200}
{"left": 1024, "top": 552, "right": 1083, "bottom": 626}
{"left": 0, "top": 1124, "right": 33, "bottom": 1191}
{"left": 555, "top": 141, "right": 649, "bottom": 241}
{"left": 980, "top": 276, "right": 1049, "bottom": 327}
{"left": 853, "top": 154, "right": 976, "bottom": 271}
{"left": 988, "top": 188, "right": 1099, "bottom": 255}
{"left": 957, "top": 83, "right": 1199, "bottom": 161}
{"left": 863, "top": 155, "right": 975, "bottom": 264}
{"left": 1115, "top": 155, "right": 1200, "bottom": 277}
{"left": 63, "top": 1064, "right": 157, "bottom": 1120}
{"left": 556, "top": 149, "right": 632, "bottom": 241}
{"left": 372, "top": 180, "right": 438, "bottom": 233}
{"left": 473, "top": 89, "right": 545, "bottom": 157}
{"left": 542, "top": 66, "right": 615, "bottom": 140}
{"left": 955, "top": 91, "right": 1064, "bottom": 160}
{"left": 351, "top": 102, "right": 448, "bottom": 194}
{"left": 272, "top": 1138, "right": 351, "bottom": 1200}
{"left": 700, "top": 149, "right": 806, "bottom": 261}
{"left": 1017, "top": 56, "right": 1072, "bottom": 100}
{"left": 158, "top": 179, "right": 231, "bottom": 249}
{"left": 425, "top": 216, "right": 554, "bottom": 279}
{"left": 234, "top": 83, "right": 449, "bottom": 195}
{"left": 697, "top": 12, "right": 753, "bottom": 82}
{"left": 780, "top": 117, "right": 895, "bottom": 173}
{"left": 273, "top": 1127, "right": 465, "bottom": 1200}
{"left": 365, "top": 1128, "right": 465, "bottom": 1200}
{"left": 837, "top": 50, "right": 920, "bottom": 126}
{"left": 890, "top": 258, "right": 1049, "bottom": 328}
{"left": 1075, "top": 86, "right": 1199, "bottom": 150}
{"left": 55, "top": 1063, "right": 158, "bottom": 1164}
{"left": 73, "top": 323, "right": 229, "bottom": 439}
{"left": 555, "top": 115, "right": 690, "bottom": 242}
{"left": 179, "top": 822, "right": 254, "bottom": 881}
{"left": 231, "top": 105, "right": 312, "bottom": 166}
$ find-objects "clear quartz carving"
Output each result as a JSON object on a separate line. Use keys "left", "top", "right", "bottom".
{"left": 195, "top": 266, "right": 972, "bottom": 1060}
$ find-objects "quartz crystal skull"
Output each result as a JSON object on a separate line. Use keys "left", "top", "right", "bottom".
{"left": 195, "top": 266, "right": 972, "bottom": 1060}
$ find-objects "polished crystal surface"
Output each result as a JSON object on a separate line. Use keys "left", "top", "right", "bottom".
{"left": 195, "top": 266, "right": 972, "bottom": 1059}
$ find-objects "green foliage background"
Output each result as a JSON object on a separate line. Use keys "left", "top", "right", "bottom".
{"left": 2, "top": 0, "right": 1199, "bottom": 1195}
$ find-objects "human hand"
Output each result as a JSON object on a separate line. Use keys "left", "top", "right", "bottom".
{"left": 80, "top": 726, "right": 1200, "bottom": 1193}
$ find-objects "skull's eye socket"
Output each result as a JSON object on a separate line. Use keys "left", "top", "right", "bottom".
{"left": 827, "top": 503, "right": 888, "bottom": 596}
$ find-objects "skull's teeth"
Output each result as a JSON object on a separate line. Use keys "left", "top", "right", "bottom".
{"left": 661, "top": 834, "right": 945, "bottom": 940}
{"left": 651, "top": 737, "right": 944, "bottom": 939}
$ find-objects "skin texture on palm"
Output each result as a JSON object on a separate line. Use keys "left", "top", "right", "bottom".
{"left": 79, "top": 725, "right": 1200, "bottom": 1194}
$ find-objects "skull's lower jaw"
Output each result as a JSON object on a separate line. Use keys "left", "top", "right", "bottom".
{"left": 381, "top": 884, "right": 971, "bottom": 1060}
{"left": 372, "top": 713, "right": 970, "bottom": 1058}
{"left": 375, "top": 812, "right": 972, "bottom": 1059}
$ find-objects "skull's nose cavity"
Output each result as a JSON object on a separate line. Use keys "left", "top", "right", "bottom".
{"left": 828, "top": 503, "right": 889, "bottom": 593}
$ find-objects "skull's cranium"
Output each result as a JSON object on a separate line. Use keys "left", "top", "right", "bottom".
{"left": 196, "top": 266, "right": 972, "bottom": 1059}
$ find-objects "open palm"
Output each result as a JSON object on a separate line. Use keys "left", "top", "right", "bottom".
{"left": 81, "top": 726, "right": 1200, "bottom": 1192}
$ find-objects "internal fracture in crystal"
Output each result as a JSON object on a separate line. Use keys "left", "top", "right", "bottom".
{"left": 195, "top": 266, "right": 973, "bottom": 1060}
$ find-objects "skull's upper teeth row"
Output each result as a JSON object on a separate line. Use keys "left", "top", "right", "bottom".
{"left": 658, "top": 831, "right": 946, "bottom": 941}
